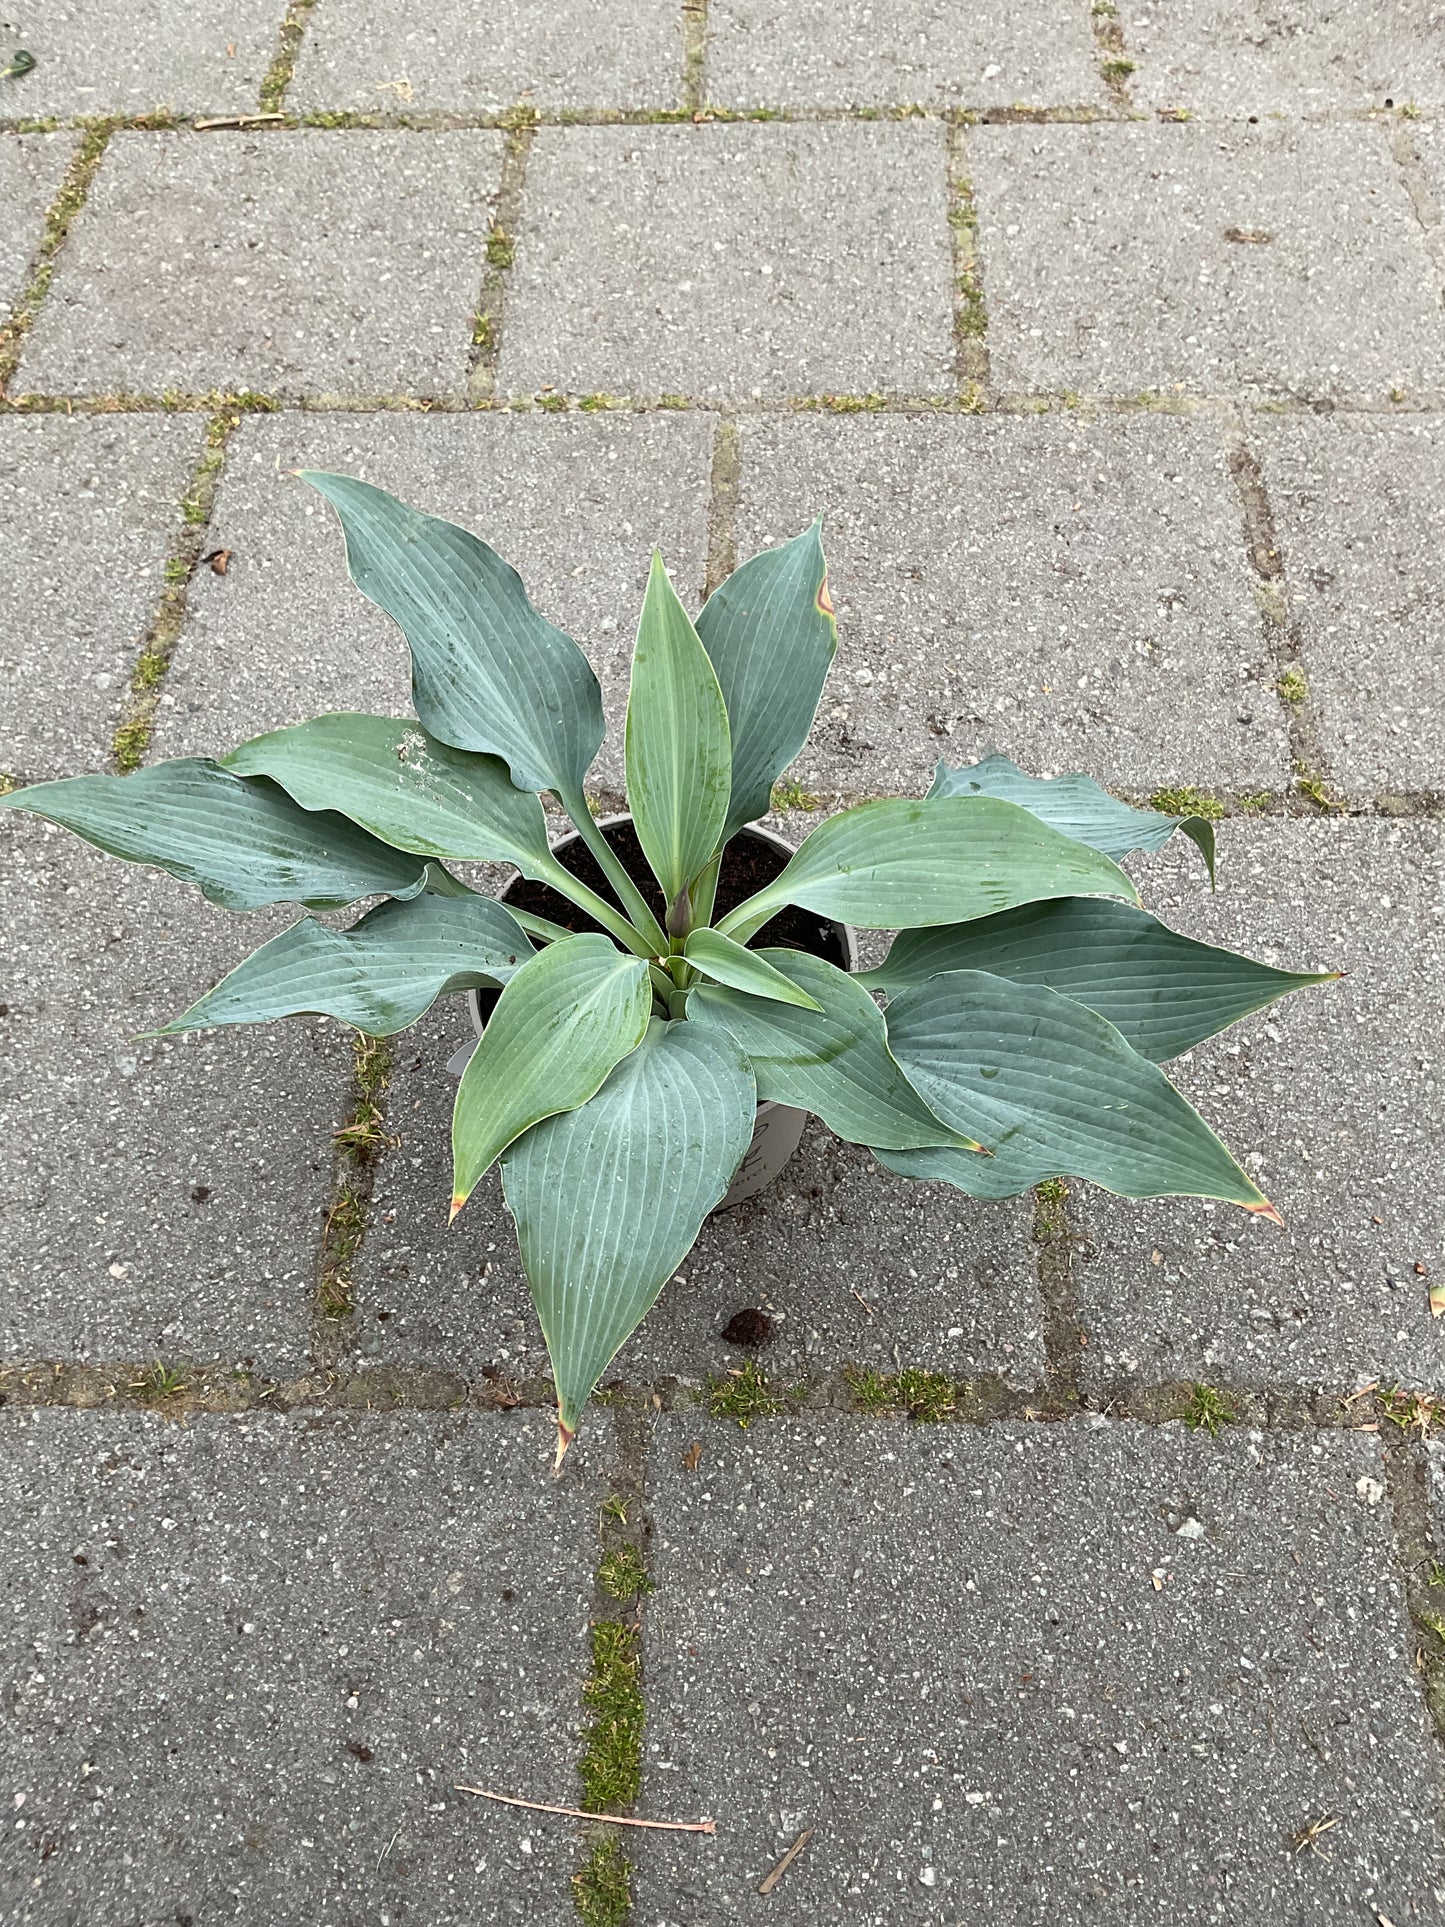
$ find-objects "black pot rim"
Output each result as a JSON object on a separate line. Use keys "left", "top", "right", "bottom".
{"left": 465, "top": 815, "right": 861, "bottom": 1063}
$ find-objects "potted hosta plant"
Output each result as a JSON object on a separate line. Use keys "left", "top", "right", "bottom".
{"left": 2, "top": 477, "right": 1333, "bottom": 1462}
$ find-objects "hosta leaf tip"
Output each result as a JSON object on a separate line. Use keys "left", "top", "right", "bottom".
{"left": 553, "top": 1414, "right": 576, "bottom": 1472}
{"left": 1245, "top": 1197, "right": 1286, "bottom": 1228}
{"left": 449, "top": 1193, "right": 466, "bottom": 1224}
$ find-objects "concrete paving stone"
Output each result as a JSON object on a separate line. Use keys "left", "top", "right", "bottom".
{"left": 635, "top": 1415, "right": 1444, "bottom": 1924}
{"left": 0, "top": 133, "right": 72, "bottom": 324}
{"left": 151, "top": 409, "right": 715, "bottom": 787}
{"left": 0, "top": 0, "right": 280, "bottom": 117}
{"left": 1077, "top": 819, "right": 1445, "bottom": 1397}
{"left": 349, "top": 990, "right": 1044, "bottom": 1388}
{"left": 1255, "top": 414, "right": 1445, "bottom": 797}
{"left": 16, "top": 130, "right": 502, "bottom": 400}
{"left": 291, "top": 0, "right": 686, "bottom": 112}
{"left": 971, "top": 122, "right": 1443, "bottom": 401}
{"left": 733, "top": 411, "right": 1288, "bottom": 796}
{"left": 499, "top": 123, "right": 956, "bottom": 401}
{"left": 1128, "top": 0, "right": 1445, "bottom": 115}
{"left": 0, "top": 412, "right": 205, "bottom": 781}
{"left": 0, "top": 815, "right": 351, "bottom": 1368}
{"left": 704, "top": 0, "right": 1103, "bottom": 109}
{"left": 0, "top": 1404, "right": 602, "bottom": 1924}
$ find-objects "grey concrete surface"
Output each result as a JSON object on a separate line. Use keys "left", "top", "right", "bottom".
{"left": 291, "top": 0, "right": 687, "bottom": 111}
{"left": 17, "top": 131, "right": 503, "bottom": 400}
{"left": 151, "top": 409, "right": 715, "bottom": 785}
{"left": 0, "top": 412, "right": 205, "bottom": 780}
{"left": 1078, "top": 820, "right": 1445, "bottom": 1396}
{"left": 1128, "top": 0, "right": 1445, "bottom": 114}
{"left": 0, "top": 0, "right": 281, "bottom": 117}
{"left": 0, "top": 134, "right": 72, "bottom": 324}
{"left": 0, "top": 816, "right": 349, "bottom": 1369}
{"left": 499, "top": 123, "right": 956, "bottom": 401}
{"left": 635, "top": 1415, "right": 1445, "bottom": 1924}
{"left": 703, "top": 0, "right": 1104, "bottom": 109}
{"left": 350, "top": 999, "right": 1045, "bottom": 1388}
{"left": 1256, "top": 413, "right": 1445, "bottom": 798}
{"left": 733, "top": 410, "right": 1289, "bottom": 796}
{"left": 972, "top": 121, "right": 1443, "bottom": 401}
{"left": 0, "top": 1405, "right": 602, "bottom": 1924}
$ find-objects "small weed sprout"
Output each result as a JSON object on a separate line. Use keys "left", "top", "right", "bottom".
{"left": 1183, "top": 1384, "right": 1236, "bottom": 1436}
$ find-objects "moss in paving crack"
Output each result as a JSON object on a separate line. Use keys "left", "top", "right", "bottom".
{"left": 844, "top": 1364, "right": 957, "bottom": 1422}
{"left": 332, "top": 1032, "right": 394, "bottom": 1160}
{"left": 706, "top": 1357, "right": 789, "bottom": 1426}
{"left": 183, "top": 450, "right": 224, "bottom": 525}
{"left": 1148, "top": 784, "right": 1224, "bottom": 822}
{"left": 1092, "top": 0, "right": 1135, "bottom": 100}
{"left": 318, "top": 1190, "right": 367, "bottom": 1318}
{"left": 111, "top": 717, "right": 151, "bottom": 772}
{"left": 598, "top": 1545, "right": 653, "bottom": 1601}
{"left": 0, "top": 121, "right": 111, "bottom": 393}
{"left": 131, "top": 648, "right": 168, "bottom": 689}
{"left": 578, "top": 393, "right": 617, "bottom": 412}
{"left": 499, "top": 102, "right": 541, "bottom": 134}
{"left": 298, "top": 109, "right": 371, "bottom": 129}
{"left": 948, "top": 174, "right": 987, "bottom": 342}
{"left": 574, "top": 1837, "right": 631, "bottom": 1926}
{"left": 259, "top": 0, "right": 318, "bottom": 112}
{"left": 580, "top": 1619, "right": 645, "bottom": 1810}
{"left": 1182, "top": 1383, "right": 1235, "bottom": 1436}
{"left": 486, "top": 223, "right": 516, "bottom": 269}
{"left": 1277, "top": 665, "right": 1308, "bottom": 704}
{"left": 319, "top": 1034, "right": 394, "bottom": 1317}
{"left": 1034, "top": 1175, "right": 1068, "bottom": 1242}
{"left": 111, "top": 405, "right": 243, "bottom": 769}
{"left": 797, "top": 392, "right": 888, "bottom": 414}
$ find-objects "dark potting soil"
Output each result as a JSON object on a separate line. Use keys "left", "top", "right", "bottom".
{"left": 501, "top": 818, "right": 850, "bottom": 969}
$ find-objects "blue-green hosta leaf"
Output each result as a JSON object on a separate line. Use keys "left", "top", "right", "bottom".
{"left": 625, "top": 553, "right": 732, "bottom": 902}
{"left": 156, "top": 894, "right": 535, "bottom": 1037}
{"left": 882, "top": 969, "right": 1280, "bottom": 1217}
{"left": 451, "top": 934, "right": 651, "bottom": 1213}
{"left": 930, "top": 754, "right": 1216, "bottom": 881}
{"left": 696, "top": 520, "right": 837, "bottom": 835}
{"left": 688, "top": 949, "right": 979, "bottom": 1153}
{"left": 862, "top": 897, "right": 1336, "bottom": 1062}
{"left": 716, "top": 796, "right": 1138, "bottom": 942}
{"left": 502, "top": 1020, "right": 756, "bottom": 1456}
{"left": 225, "top": 713, "right": 555, "bottom": 877}
{"left": 302, "top": 472, "right": 604, "bottom": 794}
{"left": 0, "top": 760, "right": 431, "bottom": 911}
{"left": 682, "top": 928, "right": 823, "bottom": 1010}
